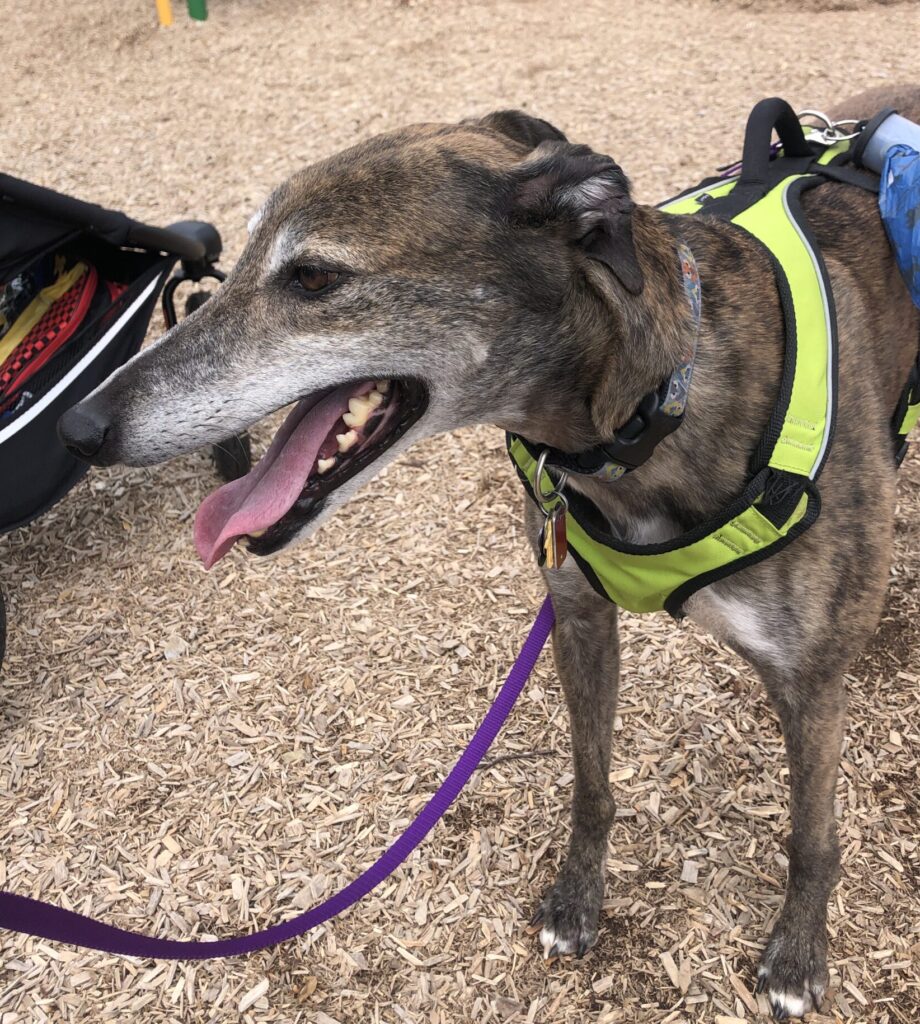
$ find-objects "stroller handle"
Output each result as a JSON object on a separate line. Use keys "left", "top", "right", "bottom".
{"left": 126, "top": 222, "right": 207, "bottom": 261}
{"left": 0, "top": 173, "right": 215, "bottom": 263}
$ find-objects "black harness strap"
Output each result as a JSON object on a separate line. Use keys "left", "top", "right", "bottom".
{"left": 814, "top": 163, "right": 881, "bottom": 193}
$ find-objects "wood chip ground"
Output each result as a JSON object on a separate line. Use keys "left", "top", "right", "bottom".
{"left": 1, "top": 1, "right": 918, "bottom": 1021}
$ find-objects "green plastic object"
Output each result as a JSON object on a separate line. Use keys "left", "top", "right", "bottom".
{"left": 187, "top": 0, "right": 207, "bottom": 20}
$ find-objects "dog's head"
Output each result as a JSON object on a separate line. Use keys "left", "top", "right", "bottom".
{"left": 59, "top": 111, "right": 686, "bottom": 568}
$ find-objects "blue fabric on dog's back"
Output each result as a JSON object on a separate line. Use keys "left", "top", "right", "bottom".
{"left": 880, "top": 144, "right": 920, "bottom": 309}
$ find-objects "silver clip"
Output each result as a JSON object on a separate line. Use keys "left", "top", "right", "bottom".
{"left": 534, "top": 449, "right": 568, "bottom": 510}
{"left": 798, "top": 109, "right": 862, "bottom": 146}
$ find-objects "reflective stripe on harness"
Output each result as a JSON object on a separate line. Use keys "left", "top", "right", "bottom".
{"left": 733, "top": 178, "right": 833, "bottom": 475}
{"left": 660, "top": 141, "right": 847, "bottom": 482}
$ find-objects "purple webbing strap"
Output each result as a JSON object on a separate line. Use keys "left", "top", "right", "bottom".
{"left": 0, "top": 597, "right": 555, "bottom": 959}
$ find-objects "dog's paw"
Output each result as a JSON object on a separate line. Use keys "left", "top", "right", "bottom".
{"left": 529, "top": 863, "right": 603, "bottom": 961}
{"left": 757, "top": 921, "right": 829, "bottom": 1020}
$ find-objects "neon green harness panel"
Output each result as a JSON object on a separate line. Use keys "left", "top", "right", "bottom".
{"left": 660, "top": 143, "right": 846, "bottom": 479}
{"left": 509, "top": 144, "right": 843, "bottom": 614}
{"left": 731, "top": 180, "right": 831, "bottom": 475}
{"left": 509, "top": 439, "right": 811, "bottom": 613}
{"left": 900, "top": 403, "right": 920, "bottom": 436}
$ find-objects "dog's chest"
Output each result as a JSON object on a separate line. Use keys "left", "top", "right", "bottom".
{"left": 685, "top": 585, "right": 790, "bottom": 671}
{"left": 623, "top": 521, "right": 782, "bottom": 657}
{"left": 567, "top": 494, "right": 792, "bottom": 671}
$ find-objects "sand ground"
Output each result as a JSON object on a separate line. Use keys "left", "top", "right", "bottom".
{"left": 1, "top": 1, "right": 919, "bottom": 1022}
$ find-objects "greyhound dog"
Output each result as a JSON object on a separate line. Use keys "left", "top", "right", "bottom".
{"left": 58, "top": 83, "right": 919, "bottom": 1019}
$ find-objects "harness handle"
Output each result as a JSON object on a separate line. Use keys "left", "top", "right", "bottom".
{"left": 737, "top": 97, "right": 812, "bottom": 189}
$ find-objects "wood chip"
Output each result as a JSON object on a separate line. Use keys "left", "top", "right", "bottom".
{"left": 238, "top": 978, "right": 269, "bottom": 1012}
{"left": 680, "top": 859, "right": 700, "bottom": 884}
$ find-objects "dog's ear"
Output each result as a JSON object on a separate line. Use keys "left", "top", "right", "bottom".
{"left": 475, "top": 109, "right": 568, "bottom": 148}
{"left": 507, "top": 142, "right": 644, "bottom": 295}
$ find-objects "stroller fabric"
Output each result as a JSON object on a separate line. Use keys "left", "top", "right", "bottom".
{"left": 1, "top": 260, "right": 95, "bottom": 414}
{"left": 0, "top": 257, "right": 130, "bottom": 418}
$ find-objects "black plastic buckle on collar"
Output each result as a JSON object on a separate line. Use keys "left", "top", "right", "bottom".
{"left": 590, "top": 378, "right": 680, "bottom": 473}
{"left": 524, "top": 377, "right": 687, "bottom": 480}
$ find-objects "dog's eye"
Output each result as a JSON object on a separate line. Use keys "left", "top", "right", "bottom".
{"left": 295, "top": 266, "right": 341, "bottom": 294}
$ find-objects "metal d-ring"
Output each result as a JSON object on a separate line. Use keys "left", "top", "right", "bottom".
{"left": 797, "top": 109, "right": 862, "bottom": 144}
{"left": 534, "top": 449, "right": 569, "bottom": 509}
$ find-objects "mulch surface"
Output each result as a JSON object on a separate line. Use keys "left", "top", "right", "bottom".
{"left": 1, "top": 1, "right": 918, "bottom": 1021}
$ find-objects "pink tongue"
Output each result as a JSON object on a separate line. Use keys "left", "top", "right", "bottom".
{"left": 194, "top": 384, "right": 366, "bottom": 569}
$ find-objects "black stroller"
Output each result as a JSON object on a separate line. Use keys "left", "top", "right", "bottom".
{"left": 0, "top": 174, "right": 251, "bottom": 669}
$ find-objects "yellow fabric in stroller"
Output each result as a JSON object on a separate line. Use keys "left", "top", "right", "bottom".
{"left": 0, "top": 261, "right": 87, "bottom": 366}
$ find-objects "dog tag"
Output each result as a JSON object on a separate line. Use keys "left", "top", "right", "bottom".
{"left": 541, "top": 506, "right": 568, "bottom": 569}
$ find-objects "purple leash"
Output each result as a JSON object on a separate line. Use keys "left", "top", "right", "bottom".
{"left": 0, "top": 597, "right": 555, "bottom": 959}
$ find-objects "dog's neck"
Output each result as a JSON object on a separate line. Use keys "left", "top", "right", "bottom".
{"left": 508, "top": 206, "right": 786, "bottom": 544}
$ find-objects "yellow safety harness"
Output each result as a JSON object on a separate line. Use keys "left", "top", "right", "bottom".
{"left": 508, "top": 98, "right": 889, "bottom": 617}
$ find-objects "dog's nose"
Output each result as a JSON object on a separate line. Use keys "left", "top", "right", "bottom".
{"left": 58, "top": 400, "right": 113, "bottom": 463}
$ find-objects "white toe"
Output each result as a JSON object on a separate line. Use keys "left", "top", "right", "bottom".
{"left": 769, "top": 990, "right": 806, "bottom": 1018}
{"left": 540, "top": 925, "right": 576, "bottom": 958}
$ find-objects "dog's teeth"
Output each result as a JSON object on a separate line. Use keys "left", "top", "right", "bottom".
{"left": 249, "top": 528, "right": 266, "bottom": 538}
{"left": 343, "top": 396, "right": 374, "bottom": 428}
{"left": 316, "top": 457, "right": 336, "bottom": 475}
{"left": 367, "top": 390, "right": 384, "bottom": 408}
{"left": 336, "top": 429, "right": 359, "bottom": 452}
{"left": 375, "top": 380, "right": 390, "bottom": 394}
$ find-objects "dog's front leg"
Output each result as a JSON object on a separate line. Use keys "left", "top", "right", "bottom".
{"left": 526, "top": 506, "right": 621, "bottom": 958}
{"left": 756, "top": 673, "right": 845, "bottom": 1019}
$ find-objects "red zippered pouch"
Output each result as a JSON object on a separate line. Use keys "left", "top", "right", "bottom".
{"left": 0, "top": 263, "right": 100, "bottom": 406}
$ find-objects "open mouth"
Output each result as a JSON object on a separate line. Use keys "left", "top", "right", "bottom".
{"left": 193, "top": 377, "right": 428, "bottom": 568}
